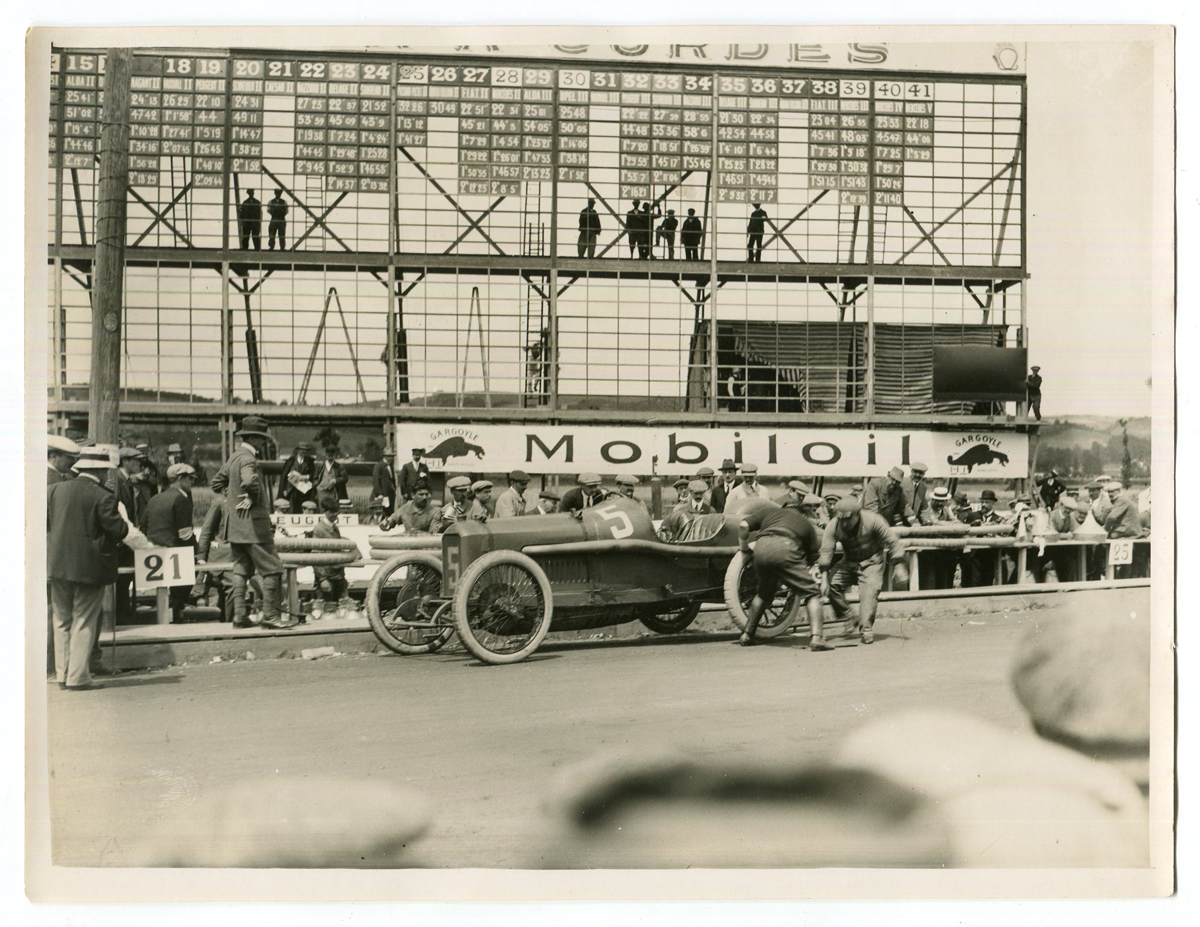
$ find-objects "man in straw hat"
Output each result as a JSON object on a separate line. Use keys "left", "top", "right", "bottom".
{"left": 47, "top": 434, "right": 80, "bottom": 486}
{"left": 47, "top": 445, "right": 129, "bottom": 689}
{"left": 819, "top": 497, "right": 909, "bottom": 645}
{"left": 211, "top": 416, "right": 296, "bottom": 630}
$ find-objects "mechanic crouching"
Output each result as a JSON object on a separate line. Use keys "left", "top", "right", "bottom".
{"left": 819, "top": 497, "right": 909, "bottom": 645}
{"left": 737, "top": 500, "right": 831, "bottom": 652}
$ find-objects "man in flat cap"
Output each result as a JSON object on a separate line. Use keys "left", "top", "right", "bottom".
{"left": 439, "top": 476, "right": 473, "bottom": 531}
{"left": 694, "top": 466, "right": 716, "bottom": 504}
{"left": 493, "top": 470, "right": 531, "bottom": 519}
{"left": 47, "top": 434, "right": 80, "bottom": 486}
{"left": 821, "top": 492, "right": 841, "bottom": 525}
{"left": 315, "top": 443, "right": 349, "bottom": 513}
{"left": 47, "top": 445, "right": 129, "bottom": 689}
{"left": 562, "top": 473, "right": 608, "bottom": 513}
{"left": 134, "top": 442, "right": 161, "bottom": 503}
{"left": 469, "top": 481, "right": 494, "bottom": 523}
{"left": 669, "top": 477, "right": 691, "bottom": 513}
{"left": 211, "top": 416, "right": 296, "bottom": 630}
{"left": 1086, "top": 480, "right": 1112, "bottom": 525}
{"left": 399, "top": 448, "right": 430, "bottom": 504}
{"left": 863, "top": 466, "right": 917, "bottom": 528}
{"left": 533, "top": 490, "right": 559, "bottom": 516}
{"left": 709, "top": 459, "right": 742, "bottom": 514}
{"left": 141, "top": 463, "right": 198, "bottom": 622}
{"left": 370, "top": 446, "right": 398, "bottom": 522}
{"left": 723, "top": 463, "right": 768, "bottom": 513}
{"left": 1025, "top": 365, "right": 1043, "bottom": 421}
{"left": 613, "top": 474, "right": 651, "bottom": 517}
{"left": 1102, "top": 481, "right": 1144, "bottom": 578}
{"left": 659, "top": 479, "right": 717, "bottom": 542}
{"left": 819, "top": 497, "right": 909, "bottom": 644}
{"left": 799, "top": 492, "right": 827, "bottom": 529}
{"left": 385, "top": 482, "right": 441, "bottom": 535}
{"left": 280, "top": 440, "right": 318, "bottom": 515}
{"left": 905, "top": 463, "right": 934, "bottom": 526}
{"left": 738, "top": 494, "right": 830, "bottom": 650}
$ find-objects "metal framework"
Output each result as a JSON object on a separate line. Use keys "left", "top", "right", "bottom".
{"left": 46, "top": 46, "right": 1029, "bottom": 438}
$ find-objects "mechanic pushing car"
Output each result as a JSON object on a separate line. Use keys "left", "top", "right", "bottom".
{"left": 737, "top": 498, "right": 832, "bottom": 651}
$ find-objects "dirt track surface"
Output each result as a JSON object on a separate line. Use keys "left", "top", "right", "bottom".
{"left": 44, "top": 586, "right": 1150, "bottom": 868}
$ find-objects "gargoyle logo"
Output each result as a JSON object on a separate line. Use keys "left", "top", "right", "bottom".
{"left": 426, "top": 436, "right": 486, "bottom": 463}
{"left": 947, "top": 444, "right": 1009, "bottom": 473}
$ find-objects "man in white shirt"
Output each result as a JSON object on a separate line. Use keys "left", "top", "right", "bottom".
{"left": 723, "top": 463, "right": 769, "bottom": 513}
{"left": 493, "top": 470, "right": 531, "bottom": 519}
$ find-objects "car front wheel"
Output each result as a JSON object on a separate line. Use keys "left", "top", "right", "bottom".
{"left": 453, "top": 550, "right": 553, "bottom": 665}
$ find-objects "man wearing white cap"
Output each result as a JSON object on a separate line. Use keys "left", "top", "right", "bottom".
{"left": 659, "top": 479, "right": 716, "bottom": 542}
{"left": 562, "top": 473, "right": 608, "bottom": 513}
{"left": 142, "top": 463, "right": 198, "bottom": 622}
{"left": 439, "top": 476, "right": 473, "bottom": 530}
{"left": 819, "top": 497, "right": 909, "bottom": 644}
{"left": 47, "top": 446, "right": 130, "bottom": 689}
{"left": 723, "top": 463, "right": 768, "bottom": 513}
{"left": 469, "top": 481, "right": 494, "bottom": 523}
{"left": 494, "top": 470, "right": 531, "bottom": 519}
{"left": 48, "top": 434, "right": 80, "bottom": 486}
{"left": 613, "top": 474, "right": 650, "bottom": 517}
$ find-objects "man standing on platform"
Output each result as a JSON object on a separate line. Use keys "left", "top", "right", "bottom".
{"left": 863, "top": 466, "right": 917, "bottom": 527}
{"left": 141, "top": 463, "right": 198, "bottom": 623}
{"left": 399, "top": 448, "right": 430, "bottom": 504}
{"left": 1039, "top": 468, "right": 1067, "bottom": 509}
{"left": 819, "top": 497, "right": 909, "bottom": 645}
{"left": 371, "top": 447, "right": 398, "bottom": 521}
{"left": 681, "top": 208, "right": 703, "bottom": 261}
{"left": 47, "top": 446, "right": 129, "bottom": 690}
{"left": 578, "top": 198, "right": 601, "bottom": 258}
{"left": 656, "top": 208, "right": 678, "bottom": 260}
{"left": 625, "top": 200, "right": 641, "bottom": 258}
{"left": 746, "top": 203, "right": 768, "bottom": 262}
{"left": 267, "top": 188, "right": 289, "bottom": 250}
{"left": 238, "top": 189, "right": 262, "bottom": 250}
{"left": 1025, "top": 365, "right": 1043, "bottom": 421}
{"left": 211, "top": 416, "right": 296, "bottom": 630}
{"left": 493, "top": 470, "right": 531, "bottom": 519}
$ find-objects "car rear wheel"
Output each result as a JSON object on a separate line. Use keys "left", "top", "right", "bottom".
{"left": 453, "top": 550, "right": 553, "bottom": 665}
{"left": 723, "top": 550, "right": 802, "bottom": 638}
{"left": 367, "top": 552, "right": 456, "bottom": 655}
{"left": 638, "top": 600, "right": 702, "bottom": 634}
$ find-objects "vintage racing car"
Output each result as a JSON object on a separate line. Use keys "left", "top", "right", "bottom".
{"left": 366, "top": 497, "right": 804, "bottom": 665}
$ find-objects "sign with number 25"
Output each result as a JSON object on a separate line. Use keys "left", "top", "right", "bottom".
{"left": 136, "top": 547, "right": 196, "bottom": 589}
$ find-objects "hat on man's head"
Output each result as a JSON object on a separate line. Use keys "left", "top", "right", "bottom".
{"left": 167, "top": 443, "right": 183, "bottom": 454}
{"left": 1016, "top": 494, "right": 1032, "bottom": 504}
{"left": 1086, "top": 480, "right": 1103, "bottom": 490}
{"left": 167, "top": 463, "right": 196, "bottom": 480}
{"left": 273, "top": 499, "right": 290, "bottom": 511}
{"left": 48, "top": 434, "right": 80, "bottom": 456}
{"left": 1060, "top": 496, "right": 1078, "bottom": 510}
{"left": 301, "top": 500, "right": 319, "bottom": 512}
{"left": 910, "top": 462, "right": 929, "bottom": 474}
{"left": 1031, "top": 365, "right": 1041, "bottom": 371}
{"left": 119, "top": 446, "right": 145, "bottom": 461}
{"left": 579, "top": 472, "right": 601, "bottom": 486}
{"left": 834, "top": 497, "right": 863, "bottom": 515}
{"left": 980, "top": 489, "right": 998, "bottom": 502}
{"left": 74, "top": 445, "right": 117, "bottom": 470}
{"left": 719, "top": 458, "right": 737, "bottom": 472}
{"left": 539, "top": 489, "right": 560, "bottom": 501}
{"left": 380, "top": 446, "right": 395, "bottom": 456}
{"left": 471, "top": 480, "right": 493, "bottom": 494}
{"left": 696, "top": 467, "right": 715, "bottom": 478}
{"left": 236, "top": 415, "right": 272, "bottom": 438}
{"left": 823, "top": 491, "right": 842, "bottom": 502}
{"left": 411, "top": 448, "right": 425, "bottom": 455}
{"left": 616, "top": 474, "right": 638, "bottom": 486}
{"left": 135, "top": 443, "right": 150, "bottom": 452}
{"left": 1104, "top": 481, "right": 1124, "bottom": 493}
{"left": 786, "top": 480, "right": 811, "bottom": 494}
{"left": 931, "top": 487, "right": 952, "bottom": 502}
{"left": 297, "top": 441, "right": 314, "bottom": 452}
{"left": 953, "top": 491, "right": 969, "bottom": 505}
{"left": 802, "top": 493, "right": 824, "bottom": 507}
{"left": 888, "top": 466, "right": 904, "bottom": 481}
{"left": 673, "top": 477, "right": 689, "bottom": 489}
{"left": 688, "top": 479, "right": 709, "bottom": 494}
{"left": 509, "top": 469, "right": 531, "bottom": 483}
{"left": 740, "top": 462, "right": 759, "bottom": 475}
{"left": 446, "top": 475, "right": 472, "bottom": 491}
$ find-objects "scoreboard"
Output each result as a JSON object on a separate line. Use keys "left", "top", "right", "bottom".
{"left": 49, "top": 48, "right": 1023, "bottom": 252}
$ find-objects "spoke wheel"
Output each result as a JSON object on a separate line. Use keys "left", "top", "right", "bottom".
{"left": 453, "top": 550, "right": 553, "bottom": 665}
{"left": 366, "top": 552, "right": 455, "bottom": 655}
{"left": 723, "top": 550, "right": 801, "bottom": 639}
{"left": 639, "top": 600, "right": 702, "bottom": 634}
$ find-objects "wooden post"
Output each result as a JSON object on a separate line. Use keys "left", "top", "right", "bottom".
{"left": 155, "top": 586, "right": 170, "bottom": 625}
{"left": 88, "top": 48, "right": 131, "bottom": 444}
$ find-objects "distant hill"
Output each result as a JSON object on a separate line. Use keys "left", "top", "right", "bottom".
{"left": 1034, "top": 416, "right": 1151, "bottom": 481}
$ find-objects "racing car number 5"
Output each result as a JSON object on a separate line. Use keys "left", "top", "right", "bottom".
{"left": 594, "top": 503, "right": 635, "bottom": 539}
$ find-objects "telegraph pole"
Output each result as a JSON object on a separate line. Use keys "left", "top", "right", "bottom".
{"left": 88, "top": 48, "right": 131, "bottom": 444}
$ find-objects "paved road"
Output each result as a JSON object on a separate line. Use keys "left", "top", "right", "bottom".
{"left": 44, "top": 587, "right": 1149, "bottom": 868}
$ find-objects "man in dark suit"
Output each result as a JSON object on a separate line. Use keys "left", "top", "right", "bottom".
{"left": 315, "top": 444, "right": 350, "bottom": 512}
{"left": 141, "top": 464, "right": 198, "bottom": 622}
{"left": 280, "top": 441, "right": 318, "bottom": 513}
{"left": 211, "top": 416, "right": 296, "bottom": 630}
{"left": 708, "top": 459, "right": 743, "bottom": 514}
{"left": 112, "top": 446, "right": 144, "bottom": 623}
{"left": 371, "top": 447, "right": 398, "bottom": 520}
{"left": 47, "top": 445, "right": 129, "bottom": 689}
{"left": 48, "top": 434, "right": 80, "bottom": 485}
{"left": 399, "top": 448, "right": 429, "bottom": 504}
{"left": 681, "top": 208, "right": 704, "bottom": 261}
{"left": 561, "top": 473, "right": 608, "bottom": 513}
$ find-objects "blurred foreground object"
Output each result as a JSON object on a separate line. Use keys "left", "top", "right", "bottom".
{"left": 134, "top": 777, "right": 431, "bottom": 867}
{"left": 542, "top": 751, "right": 952, "bottom": 868}
{"left": 836, "top": 710, "right": 1148, "bottom": 867}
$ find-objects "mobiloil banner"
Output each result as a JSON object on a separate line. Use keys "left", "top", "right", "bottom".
{"left": 400, "top": 426, "right": 1027, "bottom": 479}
